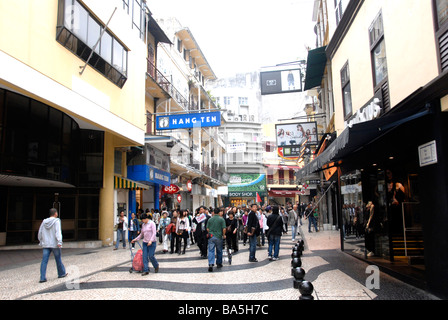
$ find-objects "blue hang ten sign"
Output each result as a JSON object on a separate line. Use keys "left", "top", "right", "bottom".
{"left": 156, "top": 111, "right": 221, "bottom": 130}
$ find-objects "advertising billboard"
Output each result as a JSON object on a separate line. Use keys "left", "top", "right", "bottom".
{"left": 276, "top": 122, "right": 318, "bottom": 157}
{"left": 260, "top": 69, "right": 302, "bottom": 95}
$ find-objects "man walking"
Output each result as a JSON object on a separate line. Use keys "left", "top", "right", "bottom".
{"left": 246, "top": 203, "right": 260, "bottom": 262}
{"left": 288, "top": 204, "right": 299, "bottom": 241}
{"left": 206, "top": 208, "right": 226, "bottom": 272}
{"left": 38, "top": 208, "right": 67, "bottom": 283}
{"left": 267, "top": 206, "right": 283, "bottom": 261}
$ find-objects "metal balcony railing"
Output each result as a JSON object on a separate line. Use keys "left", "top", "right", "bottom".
{"left": 147, "top": 59, "right": 189, "bottom": 110}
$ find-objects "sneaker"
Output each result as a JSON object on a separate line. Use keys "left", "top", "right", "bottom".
{"left": 268, "top": 255, "right": 272, "bottom": 260}
{"left": 272, "top": 257, "right": 279, "bottom": 261}
{"left": 249, "top": 258, "right": 258, "bottom": 262}
{"left": 208, "top": 265, "right": 213, "bottom": 272}
{"left": 217, "top": 264, "right": 223, "bottom": 268}
{"left": 58, "top": 273, "right": 68, "bottom": 279}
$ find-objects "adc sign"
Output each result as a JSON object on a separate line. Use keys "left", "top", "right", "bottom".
{"left": 162, "top": 184, "right": 180, "bottom": 194}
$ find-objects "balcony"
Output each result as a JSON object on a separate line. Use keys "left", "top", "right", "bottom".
{"left": 267, "top": 179, "right": 300, "bottom": 186}
{"left": 146, "top": 59, "right": 189, "bottom": 111}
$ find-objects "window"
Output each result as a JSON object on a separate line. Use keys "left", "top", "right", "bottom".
{"left": 56, "top": 0, "right": 128, "bottom": 88}
{"left": 436, "top": 0, "right": 448, "bottom": 29}
{"left": 334, "top": 0, "right": 349, "bottom": 26}
{"left": 238, "top": 97, "right": 248, "bottom": 105}
{"left": 369, "top": 12, "right": 388, "bottom": 87}
{"left": 341, "top": 62, "right": 352, "bottom": 119}
{"left": 224, "top": 96, "right": 232, "bottom": 106}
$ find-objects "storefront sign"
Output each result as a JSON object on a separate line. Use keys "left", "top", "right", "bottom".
{"left": 418, "top": 140, "right": 438, "bottom": 167}
{"left": 156, "top": 111, "right": 221, "bottom": 130}
{"left": 187, "top": 180, "right": 192, "bottom": 192}
{"left": 163, "top": 184, "right": 180, "bottom": 194}
{"left": 127, "top": 164, "right": 171, "bottom": 187}
{"left": 177, "top": 194, "right": 182, "bottom": 203}
{"left": 227, "top": 174, "right": 267, "bottom": 198}
{"left": 346, "top": 91, "right": 383, "bottom": 128}
{"left": 226, "top": 143, "right": 247, "bottom": 153}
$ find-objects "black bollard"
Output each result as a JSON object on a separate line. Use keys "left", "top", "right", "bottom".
{"left": 299, "top": 280, "right": 314, "bottom": 300}
{"left": 293, "top": 267, "right": 306, "bottom": 289}
{"left": 291, "top": 256, "right": 302, "bottom": 268}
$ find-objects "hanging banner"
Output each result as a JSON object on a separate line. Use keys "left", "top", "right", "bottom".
{"left": 156, "top": 111, "right": 221, "bottom": 130}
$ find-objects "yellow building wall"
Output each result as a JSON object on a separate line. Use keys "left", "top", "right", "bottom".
{"left": 332, "top": 0, "right": 439, "bottom": 134}
{"left": 0, "top": 0, "right": 147, "bottom": 140}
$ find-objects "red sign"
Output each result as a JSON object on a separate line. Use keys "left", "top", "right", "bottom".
{"left": 187, "top": 180, "right": 192, "bottom": 192}
{"left": 163, "top": 184, "right": 180, "bottom": 194}
{"left": 177, "top": 194, "right": 182, "bottom": 203}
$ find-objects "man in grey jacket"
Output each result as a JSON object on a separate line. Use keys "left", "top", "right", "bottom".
{"left": 38, "top": 208, "right": 67, "bottom": 283}
{"left": 288, "top": 204, "right": 299, "bottom": 242}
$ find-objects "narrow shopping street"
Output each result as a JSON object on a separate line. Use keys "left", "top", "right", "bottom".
{"left": 0, "top": 228, "right": 437, "bottom": 301}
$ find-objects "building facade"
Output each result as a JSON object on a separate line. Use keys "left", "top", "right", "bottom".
{"left": 0, "top": 0, "right": 151, "bottom": 246}
{"left": 300, "top": 0, "right": 448, "bottom": 298}
{"left": 140, "top": 17, "right": 227, "bottom": 211}
{"left": 207, "top": 72, "right": 265, "bottom": 207}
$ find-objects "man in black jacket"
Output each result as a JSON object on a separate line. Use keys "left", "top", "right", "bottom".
{"left": 246, "top": 203, "right": 259, "bottom": 262}
{"left": 266, "top": 206, "right": 283, "bottom": 261}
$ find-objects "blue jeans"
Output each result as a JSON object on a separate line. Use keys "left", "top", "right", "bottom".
{"left": 142, "top": 241, "right": 159, "bottom": 272}
{"left": 268, "top": 234, "right": 281, "bottom": 258}
{"left": 208, "top": 236, "right": 223, "bottom": 266}
{"left": 249, "top": 234, "right": 257, "bottom": 260}
{"left": 40, "top": 247, "right": 66, "bottom": 282}
{"left": 290, "top": 225, "right": 297, "bottom": 241}
{"left": 115, "top": 229, "right": 126, "bottom": 248}
{"left": 309, "top": 216, "right": 318, "bottom": 232}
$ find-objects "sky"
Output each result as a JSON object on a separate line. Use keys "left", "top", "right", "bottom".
{"left": 149, "top": 0, "right": 317, "bottom": 79}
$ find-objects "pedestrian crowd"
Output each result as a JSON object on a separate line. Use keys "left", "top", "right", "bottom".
{"left": 116, "top": 201, "right": 320, "bottom": 273}
{"left": 37, "top": 201, "right": 320, "bottom": 282}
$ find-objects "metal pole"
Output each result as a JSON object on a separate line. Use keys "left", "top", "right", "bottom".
{"left": 79, "top": 7, "right": 117, "bottom": 75}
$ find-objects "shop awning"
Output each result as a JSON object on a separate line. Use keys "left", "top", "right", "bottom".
{"left": 304, "top": 46, "right": 327, "bottom": 91}
{"left": 296, "top": 105, "right": 432, "bottom": 180}
{"left": 114, "top": 176, "right": 150, "bottom": 190}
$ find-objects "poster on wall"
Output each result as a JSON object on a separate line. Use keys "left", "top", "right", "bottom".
{"left": 275, "top": 122, "right": 318, "bottom": 157}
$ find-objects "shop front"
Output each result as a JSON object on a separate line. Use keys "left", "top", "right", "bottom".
{"left": 0, "top": 87, "right": 103, "bottom": 246}
{"left": 297, "top": 74, "right": 448, "bottom": 298}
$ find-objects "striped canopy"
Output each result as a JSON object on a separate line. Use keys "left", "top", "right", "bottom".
{"left": 114, "top": 176, "right": 149, "bottom": 190}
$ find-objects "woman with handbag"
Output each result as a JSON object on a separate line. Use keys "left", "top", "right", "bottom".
{"left": 158, "top": 211, "right": 171, "bottom": 253}
{"left": 176, "top": 209, "right": 190, "bottom": 255}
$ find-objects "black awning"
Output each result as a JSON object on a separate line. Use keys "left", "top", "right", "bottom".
{"left": 296, "top": 105, "right": 432, "bottom": 180}
{"left": 149, "top": 16, "right": 172, "bottom": 45}
{"left": 304, "top": 46, "right": 327, "bottom": 91}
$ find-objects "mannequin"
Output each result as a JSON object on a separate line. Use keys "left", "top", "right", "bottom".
{"left": 365, "top": 201, "right": 375, "bottom": 257}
